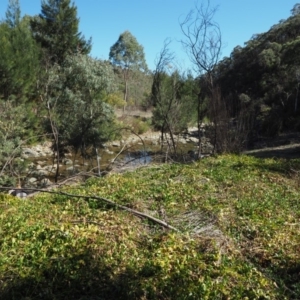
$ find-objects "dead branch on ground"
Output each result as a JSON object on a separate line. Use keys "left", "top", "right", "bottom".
{"left": 0, "top": 186, "right": 179, "bottom": 231}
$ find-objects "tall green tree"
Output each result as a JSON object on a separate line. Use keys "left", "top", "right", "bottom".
{"left": 109, "top": 31, "right": 147, "bottom": 107}
{"left": 57, "top": 54, "right": 117, "bottom": 154}
{"left": 30, "top": 0, "right": 91, "bottom": 64}
{"left": 0, "top": 16, "right": 40, "bottom": 102}
{"left": 5, "top": 0, "right": 21, "bottom": 28}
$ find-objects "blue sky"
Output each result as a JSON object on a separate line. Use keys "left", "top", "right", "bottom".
{"left": 0, "top": 0, "right": 297, "bottom": 72}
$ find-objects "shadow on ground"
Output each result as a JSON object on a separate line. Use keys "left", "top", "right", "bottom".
{"left": 244, "top": 133, "right": 300, "bottom": 159}
{"left": 0, "top": 248, "right": 148, "bottom": 300}
{"left": 245, "top": 143, "right": 300, "bottom": 159}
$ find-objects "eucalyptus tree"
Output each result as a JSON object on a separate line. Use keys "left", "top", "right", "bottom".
{"left": 109, "top": 31, "right": 148, "bottom": 108}
{"left": 291, "top": 3, "right": 300, "bottom": 16}
{"left": 57, "top": 54, "right": 117, "bottom": 155}
{"left": 30, "top": 0, "right": 91, "bottom": 65}
{"left": 39, "top": 53, "right": 117, "bottom": 180}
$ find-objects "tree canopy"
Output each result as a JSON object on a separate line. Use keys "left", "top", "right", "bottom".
{"left": 5, "top": 0, "right": 21, "bottom": 28}
{"left": 109, "top": 30, "right": 147, "bottom": 71}
{"left": 213, "top": 8, "right": 300, "bottom": 136}
{"left": 41, "top": 54, "right": 117, "bottom": 156}
{"left": 30, "top": 0, "right": 91, "bottom": 64}
{"left": 0, "top": 15, "right": 40, "bottom": 102}
{"left": 109, "top": 31, "right": 148, "bottom": 105}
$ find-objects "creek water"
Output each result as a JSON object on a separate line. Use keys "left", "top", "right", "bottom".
{"left": 28, "top": 139, "right": 197, "bottom": 185}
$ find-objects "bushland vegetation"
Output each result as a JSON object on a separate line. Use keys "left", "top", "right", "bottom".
{"left": 2, "top": 0, "right": 300, "bottom": 182}
{"left": 1, "top": 0, "right": 300, "bottom": 298}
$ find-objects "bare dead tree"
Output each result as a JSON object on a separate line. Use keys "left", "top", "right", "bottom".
{"left": 180, "top": 0, "right": 222, "bottom": 157}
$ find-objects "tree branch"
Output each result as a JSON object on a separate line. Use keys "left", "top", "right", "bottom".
{"left": 0, "top": 186, "right": 179, "bottom": 232}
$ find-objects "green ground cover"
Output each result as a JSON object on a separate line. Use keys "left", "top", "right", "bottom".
{"left": 0, "top": 154, "right": 299, "bottom": 299}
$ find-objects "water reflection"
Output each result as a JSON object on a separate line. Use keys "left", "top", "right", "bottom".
{"left": 123, "top": 150, "right": 152, "bottom": 166}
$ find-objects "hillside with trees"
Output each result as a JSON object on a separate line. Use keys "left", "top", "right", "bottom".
{"left": 214, "top": 4, "right": 300, "bottom": 138}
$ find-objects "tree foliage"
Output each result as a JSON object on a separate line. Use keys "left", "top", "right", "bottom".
{"left": 214, "top": 7, "right": 300, "bottom": 137}
{"left": 152, "top": 41, "right": 197, "bottom": 154}
{"left": 0, "top": 16, "right": 40, "bottom": 102}
{"left": 59, "top": 54, "right": 117, "bottom": 153}
{"left": 30, "top": 0, "right": 91, "bottom": 64}
{"left": 109, "top": 30, "right": 147, "bottom": 71}
{"left": 291, "top": 3, "right": 300, "bottom": 16}
{"left": 5, "top": 0, "right": 21, "bottom": 28}
{"left": 41, "top": 54, "right": 117, "bottom": 157}
{"left": 0, "top": 100, "right": 40, "bottom": 185}
{"left": 109, "top": 31, "right": 148, "bottom": 105}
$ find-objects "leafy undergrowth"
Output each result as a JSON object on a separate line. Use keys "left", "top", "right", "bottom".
{"left": 0, "top": 154, "right": 300, "bottom": 299}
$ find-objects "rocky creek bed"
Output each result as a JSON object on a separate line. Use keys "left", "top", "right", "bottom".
{"left": 19, "top": 128, "right": 214, "bottom": 188}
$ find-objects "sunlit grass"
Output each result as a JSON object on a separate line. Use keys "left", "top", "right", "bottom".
{"left": 0, "top": 154, "right": 299, "bottom": 299}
